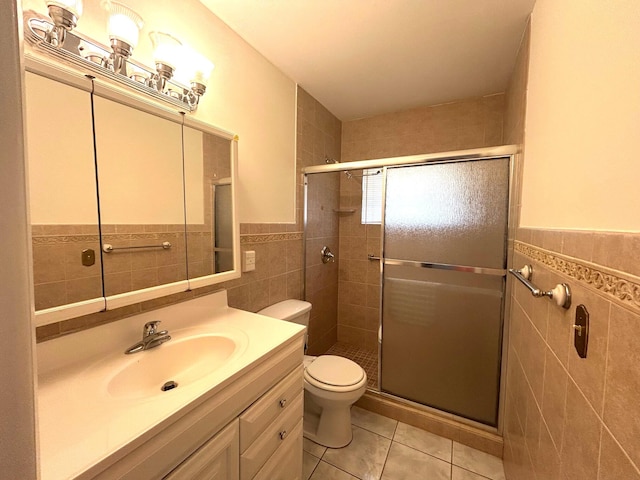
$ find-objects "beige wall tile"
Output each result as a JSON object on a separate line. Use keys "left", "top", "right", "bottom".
{"left": 249, "top": 278, "right": 270, "bottom": 312}
{"left": 34, "top": 281, "right": 67, "bottom": 310}
{"left": 509, "top": 230, "right": 640, "bottom": 480}
{"left": 603, "top": 303, "right": 640, "bottom": 468}
{"left": 598, "top": 428, "right": 640, "bottom": 480}
{"left": 541, "top": 347, "right": 568, "bottom": 453}
{"left": 559, "top": 381, "right": 602, "bottom": 480}
{"left": 32, "top": 244, "right": 66, "bottom": 284}
{"left": 66, "top": 276, "right": 103, "bottom": 304}
{"left": 520, "top": 318, "right": 546, "bottom": 405}
{"left": 561, "top": 230, "right": 594, "bottom": 260}
{"left": 534, "top": 422, "right": 562, "bottom": 480}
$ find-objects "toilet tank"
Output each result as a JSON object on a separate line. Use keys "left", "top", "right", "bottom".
{"left": 258, "top": 299, "right": 312, "bottom": 327}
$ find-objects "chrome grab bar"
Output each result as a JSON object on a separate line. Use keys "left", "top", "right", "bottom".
{"left": 509, "top": 265, "right": 571, "bottom": 309}
{"left": 103, "top": 241, "right": 172, "bottom": 253}
{"left": 367, "top": 254, "right": 506, "bottom": 276}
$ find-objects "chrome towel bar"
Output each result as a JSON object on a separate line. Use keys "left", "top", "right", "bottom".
{"left": 103, "top": 241, "right": 172, "bottom": 253}
{"left": 509, "top": 265, "right": 571, "bottom": 309}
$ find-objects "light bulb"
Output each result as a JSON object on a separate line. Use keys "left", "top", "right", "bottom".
{"left": 150, "top": 32, "right": 183, "bottom": 70}
{"left": 106, "top": 2, "right": 143, "bottom": 49}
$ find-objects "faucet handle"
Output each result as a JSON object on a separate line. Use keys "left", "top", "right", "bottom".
{"left": 143, "top": 321, "right": 161, "bottom": 336}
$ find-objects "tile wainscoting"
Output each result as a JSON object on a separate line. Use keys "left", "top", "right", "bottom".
{"left": 503, "top": 228, "right": 640, "bottom": 480}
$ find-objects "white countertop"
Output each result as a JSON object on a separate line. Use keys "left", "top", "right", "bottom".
{"left": 36, "top": 291, "right": 304, "bottom": 480}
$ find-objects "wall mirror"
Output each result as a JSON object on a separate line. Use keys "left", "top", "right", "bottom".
{"left": 183, "top": 122, "right": 236, "bottom": 282}
{"left": 25, "top": 60, "right": 239, "bottom": 326}
{"left": 25, "top": 70, "right": 106, "bottom": 322}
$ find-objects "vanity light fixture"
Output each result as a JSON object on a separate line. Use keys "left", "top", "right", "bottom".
{"left": 181, "top": 48, "right": 215, "bottom": 108}
{"left": 23, "top": 4, "right": 213, "bottom": 112}
{"left": 149, "top": 31, "right": 182, "bottom": 93}
{"left": 105, "top": 1, "right": 144, "bottom": 76}
{"left": 44, "top": 0, "right": 83, "bottom": 47}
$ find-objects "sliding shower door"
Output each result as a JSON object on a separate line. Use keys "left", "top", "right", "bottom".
{"left": 380, "top": 158, "right": 509, "bottom": 426}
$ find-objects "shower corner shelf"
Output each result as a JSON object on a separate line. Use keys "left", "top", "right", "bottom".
{"left": 333, "top": 208, "right": 356, "bottom": 215}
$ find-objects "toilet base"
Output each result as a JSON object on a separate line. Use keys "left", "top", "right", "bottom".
{"left": 302, "top": 393, "right": 354, "bottom": 448}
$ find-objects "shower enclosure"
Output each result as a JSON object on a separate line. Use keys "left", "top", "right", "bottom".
{"left": 303, "top": 148, "right": 512, "bottom": 428}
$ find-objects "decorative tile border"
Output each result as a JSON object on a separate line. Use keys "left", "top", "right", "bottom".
{"left": 33, "top": 235, "right": 100, "bottom": 244}
{"left": 515, "top": 241, "right": 640, "bottom": 311}
{"left": 33, "top": 231, "right": 187, "bottom": 245}
{"left": 240, "top": 232, "right": 303, "bottom": 244}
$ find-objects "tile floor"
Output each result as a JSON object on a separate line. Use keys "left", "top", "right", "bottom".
{"left": 303, "top": 407, "right": 505, "bottom": 480}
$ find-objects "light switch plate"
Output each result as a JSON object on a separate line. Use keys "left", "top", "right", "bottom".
{"left": 243, "top": 250, "right": 256, "bottom": 272}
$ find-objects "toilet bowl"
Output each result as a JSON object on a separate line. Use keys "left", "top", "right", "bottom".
{"left": 258, "top": 300, "right": 367, "bottom": 448}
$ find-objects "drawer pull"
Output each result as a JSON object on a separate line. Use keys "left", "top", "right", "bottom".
{"left": 279, "top": 430, "right": 287, "bottom": 440}
{"left": 279, "top": 399, "right": 287, "bottom": 408}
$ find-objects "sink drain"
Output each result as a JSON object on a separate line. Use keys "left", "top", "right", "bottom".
{"left": 161, "top": 380, "right": 178, "bottom": 392}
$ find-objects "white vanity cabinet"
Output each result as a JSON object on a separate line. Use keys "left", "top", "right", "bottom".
{"left": 239, "top": 368, "right": 304, "bottom": 480}
{"left": 164, "top": 419, "right": 240, "bottom": 480}
{"left": 37, "top": 292, "right": 306, "bottom": 480}
{"left": 83, "top": 339, "right": 303, "bottom": 480}
{"left": 164, "top": 367, "right": 304, "bottom": 480}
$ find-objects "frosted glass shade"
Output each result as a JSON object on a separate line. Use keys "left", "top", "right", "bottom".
{"left": 173, "top": 48, "right": 214, "bottom": 87}
{"left": 46, "top": 0, "right": 83, "bottom": 17}
{"left": 191, "top": 52, "right": 214, "bottom": 85}
{"left": 107, "top": 2, "right": 143, "bottom": 48}
{"left": 149, "top": 32, "right": 183, "bottom": 70}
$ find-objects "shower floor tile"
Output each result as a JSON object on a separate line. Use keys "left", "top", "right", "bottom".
{"left": 325, "top": 342, "right": 378, "bottom": 388}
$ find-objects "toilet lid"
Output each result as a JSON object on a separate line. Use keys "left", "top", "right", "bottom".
{"left": 305, "top": 355, "right": 365, "bottom": 387}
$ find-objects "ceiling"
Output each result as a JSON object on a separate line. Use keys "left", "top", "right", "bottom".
{"left": 200, "top": 0, "right": 536, "bottom": 121}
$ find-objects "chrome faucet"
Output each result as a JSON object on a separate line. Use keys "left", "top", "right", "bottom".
{"left": 124, "top": 321, "right": 171, "bottom": 354}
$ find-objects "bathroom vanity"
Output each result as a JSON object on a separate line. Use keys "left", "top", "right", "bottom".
{"left": 36, "top": 290, "right": 305, "bottom": 480}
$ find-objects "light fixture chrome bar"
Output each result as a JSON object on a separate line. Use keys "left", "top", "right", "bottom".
{"left": 103, "top": 241, "right": 172, "bottom": 253}
{"left": 24, "top": 11, "right": 198, "bottom": 111}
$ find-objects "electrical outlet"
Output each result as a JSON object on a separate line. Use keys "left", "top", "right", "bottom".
{"left": 243, "top": 250, "right": 256, "bottom": 272}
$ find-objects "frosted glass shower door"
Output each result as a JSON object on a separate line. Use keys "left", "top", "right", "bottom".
{"left": 380, "top": 158, "right": 509, "bottom": 426}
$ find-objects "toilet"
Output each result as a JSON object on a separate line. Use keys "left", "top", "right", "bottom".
{"left": 258, "top": 300, "right": 367, "bottom": 448}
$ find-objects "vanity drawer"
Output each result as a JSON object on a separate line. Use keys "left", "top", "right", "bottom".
{"left": 239, "top": 366, "right": 303, "bottom": 452}
{"left": 240, "top": 391, "right": 303, "bottom": 480}
{"left": 253, "top": 419, "right": 303, "bottom": 480}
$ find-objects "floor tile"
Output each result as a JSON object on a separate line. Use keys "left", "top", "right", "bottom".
{"left": 310, "top": 461, "right": 359, "bottom": 480}
{"left": 452, "top": 466, "right": 492, "bottom": 480}
{"left": 304, "top": 437, "right": 327, "bottom": 458}
{"left": 323, "top": 425, "right": 391, "bottom": 480}
{"left": 351, "top": 406, "right": 398, "bottom": 438}
{"left": 381, "top": 442, "right": 451, "bottom": 480}
{"left": 393, "top": 422, "right": 452, "bottom": 462}
{"left": 452, "top": 442, "right": 505, "bottom": 480}
{"left": 303, "top": 452, "right": 321, "bottom": 480}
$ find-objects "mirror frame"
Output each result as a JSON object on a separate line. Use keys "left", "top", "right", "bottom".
{"left": 25, "top": 55, "right": 240, "bottom": 326}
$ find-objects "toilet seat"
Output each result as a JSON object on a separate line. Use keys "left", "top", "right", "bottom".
{"left": 304, "top": 355, "right": 366, "bottom": 391}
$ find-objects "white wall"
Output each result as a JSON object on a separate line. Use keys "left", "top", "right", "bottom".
{"left": 521, "top": 0, "right": 640, "bottom": 231}
{"left": 23, "top": 0, "right": 297, "bottom": 224}
{"left": 0, "top": 0, "right": 39, "bottom": 477}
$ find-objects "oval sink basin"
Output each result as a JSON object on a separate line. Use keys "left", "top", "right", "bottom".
{"left": 107, "top": 334, "right": 240, "bottom": 400}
